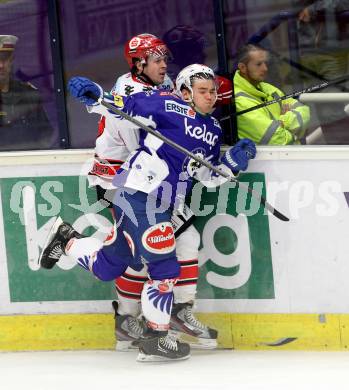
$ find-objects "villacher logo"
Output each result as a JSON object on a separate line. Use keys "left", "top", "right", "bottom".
{"left": 142, "top": 222, "right": 175, "bottom": 254}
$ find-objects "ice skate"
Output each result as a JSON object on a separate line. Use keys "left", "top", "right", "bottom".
{"left": 137, "top": 332, "right": 190, "bottom": 362}
{"left": 39, "top": 217, "right": 84, "bottom": 269}
{"left": 170, "top": 302, "right": 218, "bottom": 349}
{"left": 113, "top": 301, "right": 147, "bottom": 351}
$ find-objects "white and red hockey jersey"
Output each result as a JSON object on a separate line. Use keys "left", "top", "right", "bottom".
{"left": 88, "top": 73, "right": 173, "bottom": 189}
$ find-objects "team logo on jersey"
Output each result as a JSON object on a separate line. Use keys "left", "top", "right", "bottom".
{"left": 123, "top": 230, "right": 135, "bottom": 257}
{"left": 184, "top": 117, "right": 219, "bottom": 148}
{"left": 142, "top": 222, "right": 175, "bottom": 254}
{"left": 113, "top": 94, "right": 124, "bottom": 108}
{"left": 182, "top": 147, "right": 205, "bottom": 177}
{"left": 165, "top": 100, "right": 196, "bottom": 119}
{"left": 129, "top": 37, "right": 141, "bottom": 50}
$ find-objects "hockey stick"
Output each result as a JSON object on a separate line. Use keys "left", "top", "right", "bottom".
{"left": 86, "top": 92, "right": 289, "bottom": 222}
{"left": 221, "top": 73, "right": 349, "bottom": 121}
{"left": 174, "top": 220, "right": 191, "bottom": 238}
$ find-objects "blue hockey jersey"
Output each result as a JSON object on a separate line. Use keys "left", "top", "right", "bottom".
{"left": 90, "top": 90, "right": 232, "bottom": 209}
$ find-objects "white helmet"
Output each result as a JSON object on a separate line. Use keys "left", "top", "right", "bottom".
{"left": 175, "top": 64, "right": 215, "bottom": 101}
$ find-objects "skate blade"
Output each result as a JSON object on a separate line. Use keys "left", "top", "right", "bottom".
{"left": 169, "top": 330, "right": 217, "bottom": 350}
{"left": 37, "top": 216, "right": 63, "bottom": 266}
{"left": 116, "top": 340, "right": 139, "bottom": 352}
{"left": 136, "top": 351, "right": 190, "bottom": 363}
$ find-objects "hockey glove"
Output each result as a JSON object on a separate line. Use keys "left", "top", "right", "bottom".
{"left": 221, "top": 138, "right": 256, "bottom": 173}
{"left": 68, "top": 76, "right": 102, "bottom": 105}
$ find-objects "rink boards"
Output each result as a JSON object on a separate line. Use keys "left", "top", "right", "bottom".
{"left": 1, "top": 148, "right": 349, "bottom": 351}
{"left": 1, "top": 313, "right": 349, "bottom": 351}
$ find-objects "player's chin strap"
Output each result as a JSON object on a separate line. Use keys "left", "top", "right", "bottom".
{"left": 85, "top": 91, "right": 290, "bottom": 223}
{"left": 136, "top": 57, "right": 166, "bottom": 87}
{"left": 136, "top": 71, "right": 157, "bottom": 87}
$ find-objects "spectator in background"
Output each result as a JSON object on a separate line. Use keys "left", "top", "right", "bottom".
{"left": 296, "top": 0, "right": 349, "bottom": 144}
{"left": 0, "top": 35, "right": 53, "bottom": 151}
{"left": 233, "top": 44, "right": 310, "bottom": 145}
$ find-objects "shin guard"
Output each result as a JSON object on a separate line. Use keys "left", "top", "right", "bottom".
{"left": 141, "top": 279, "right": 176, "bottom": 331}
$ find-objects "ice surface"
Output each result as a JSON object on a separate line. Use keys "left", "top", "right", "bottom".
{"left": 1, "top": 349, "right": 349, "bottom": 390}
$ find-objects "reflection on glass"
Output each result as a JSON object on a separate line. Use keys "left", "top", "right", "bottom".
{"left": 297, "top": 0, "right": 349, "bottom": 145}
{"left": 0, "top": 1, "right": 58, "bottom": 151}
{"left": 0, "top": 35, "right": 54, "bottom": 151}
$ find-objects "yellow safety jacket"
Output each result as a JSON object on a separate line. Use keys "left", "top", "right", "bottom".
{"left": 233, "top": 71, "right": 310, "bottom": 145}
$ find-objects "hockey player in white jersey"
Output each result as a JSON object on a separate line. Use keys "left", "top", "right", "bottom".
{"left": 89, "top": 33, "right": 173, "bottom": 195}
{"left": 39, "top": 64, "right": 256, "bottom": 361}
{"left": 89, "top": 33, "right": 219, "bottom": 351}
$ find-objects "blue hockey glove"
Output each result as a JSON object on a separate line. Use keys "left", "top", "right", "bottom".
{"left": 221, "top": 138, "right": 256, "bottom": 173}
{"left": 68, "top": 76, "right": 102, "bottom": 105}
{"left": 238, "top": 138, "right": 257, "bottom": 159}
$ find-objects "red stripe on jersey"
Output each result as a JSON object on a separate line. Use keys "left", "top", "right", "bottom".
{"left": 178, "top": 259, "right": 198, "bottom": 283}
{"left": 115, "top": 274, "right": 146, "bottom": 296}
{"left": 115, "top": 286, "right": 141, "bottom": 300}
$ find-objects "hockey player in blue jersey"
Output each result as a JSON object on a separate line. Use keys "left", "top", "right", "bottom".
{"left": 39, "top": 64, "right": 256, "bottom": 362}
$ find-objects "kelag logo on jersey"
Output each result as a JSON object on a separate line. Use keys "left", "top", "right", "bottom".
{"left": 184, "top": 117, "right": 219, "bottom": 148}
{"left": 165, "top": 100, "right": 196, "bottom": 119}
